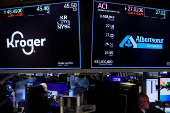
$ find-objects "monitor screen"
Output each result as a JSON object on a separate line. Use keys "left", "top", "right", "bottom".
{"left": 91, "top": 0, "right": 170, "bottom": 68}
{"left": 146, "top": 79, "right": 158, "bottom": 103}
{"left": 34, "top": 82, "right": 67, "bottom": 99}
{"left": 49, "top": 102, "right": 60, "bottom": 108}
{"left": 130, "top": 76, "right": 134, "bottom": 79}
{"left": 160, "top": 78, "right": 170, "bottom": 101}
{"left": 25, "top": 82, "right": 33, "bottom": 87}
{"left": 6, "top": 85, "right": 12, "bottom": 91}
{"left": 161, "top": 74, "right": 167, "bottom": 77}
{"left": 6, "top": 81, "right": 13, "bottom": 96}
{"left": 0, "top": 1, "right": 81, "bottom": 69}
{"left": 109, "top": 75, "right": 125, "bottom": 83}
{"left": 36, "top": 73, "right": 43, "bottom": 76}
{"left": 47, "top": 73, "right": 53, "bottom": 76}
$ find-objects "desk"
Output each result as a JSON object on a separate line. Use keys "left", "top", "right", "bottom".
{"left": 52, "top": 88, "right": 95, "bottom": 113}
{"left": 13, "top": 107, "right": 24, "bottom": 113}
{"left": 164, "top": 108, "right": 170, "bottom": 113}
{"left": 59, "top": 88, "right": 86, "bottom": 113}
{"left": 155, "top": 106, "right": 170, "bottom": 113}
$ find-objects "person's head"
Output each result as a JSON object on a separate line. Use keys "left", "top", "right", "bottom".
{"left": 138, "top": 93, "right": 150, "bottom": 110}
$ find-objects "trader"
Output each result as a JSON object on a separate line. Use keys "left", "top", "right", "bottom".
{"left": 138, "top": 93, "right": 150, "bottom": 113}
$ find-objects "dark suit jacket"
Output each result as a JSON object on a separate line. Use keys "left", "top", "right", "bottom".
{"left": 137, "top": 107, "right": 144, "bottom": 113}
{"left": 137, "top": 106, "right": 165, "bottom": 113}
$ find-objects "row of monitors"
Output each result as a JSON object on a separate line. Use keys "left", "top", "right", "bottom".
{"left": 146, "top": 78, "right": 170, "bottom": 103}
{"left": 1, "top": 0, "right": 170, "bottom": 69}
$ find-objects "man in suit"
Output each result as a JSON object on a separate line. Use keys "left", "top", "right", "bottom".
{"left": 137, "top": 93, "right": 150, "bottom": 113}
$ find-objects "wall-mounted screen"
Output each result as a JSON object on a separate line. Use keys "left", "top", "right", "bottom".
{"left": 36, "top": 73, "right": 43, "bottom": 76}
{"left": 0, "top": 1, "right": 81, "bottom": 69}
{"left": 91, "top": 0, "right": 170, "bottom": 68}
{"left": 146, "top": 79, "right": 158, "bottom": 103}
{"left": 160, "top": 78, "right": 170, "bottom": 101}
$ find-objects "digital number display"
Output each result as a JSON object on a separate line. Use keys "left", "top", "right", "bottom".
{"left": 0, "top": 1, "right": 81, "bottom": 69}
{"left": 91, "top": 0, "right": 170, "bottom": 68}
{"left": 37, "top": 5, "right": 50, "bottom": 14}
{"left": 4, "top": 8, "right": 24, "bottom": 17}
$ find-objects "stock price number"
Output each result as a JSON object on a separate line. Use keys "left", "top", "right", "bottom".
{"left": 155, "top": 10, "right": 166, "bottom": 18}
{"left": 94, "top": 60, "right": 113, "bottom": 65}
{"left": 64, "top": 3, "right": 77, "bottom": 11}
{"left": 4, "top": 8, "right": 23, "bottom": 17}
{"left": 105, "top": 42, "right": 113, "bottom": 48}
{"left": 37, "top": 5, "right": 50, "bottom": 14}
{"left": 4, "top": 8, "right": 23, "bottom": 15}
{"left": 105, "top": 51, "right": 113, "bottom": 56}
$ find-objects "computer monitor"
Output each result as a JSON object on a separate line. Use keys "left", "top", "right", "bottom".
{"left": 146, "top": 79, "right": 158, "bottom": 103}
{"left": 25, "top": 82, "right": 34, "bottom": 99}
{"left": 25, "top": 82, "right": 33, "bottom": 88}
{"left": 160, "top": 78, "right": 170, "bottom": 101}
{"left": 160, "top": 74, "right": 167, "bottom": 77}
{"left": 109, "top": 75, "right": 125, "bottom": 83}
{"left": 47, "top": 73, "right": 53, "bottom": 76}
{"left": 6, "top": 80, "right": 13, "bottom": 96}
{"left": 130, "top": 76, "right": 134, "bottom": 80}
{"left": 34, "top": 82, "right": 67, "bottom": 99}
{"left": 36, "top": 73, "right": 44, "bottom": 76}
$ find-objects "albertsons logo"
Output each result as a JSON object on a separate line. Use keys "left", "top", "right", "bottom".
{"left": 119, "top": 35, "right": 164, "bottom": 49}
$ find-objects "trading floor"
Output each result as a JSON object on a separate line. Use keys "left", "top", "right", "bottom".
{"left": 0, "top": 72, "right": 170, "bottom": 113}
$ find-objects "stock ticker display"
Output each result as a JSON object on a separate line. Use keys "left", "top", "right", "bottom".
{"left": 91, "top": 0, "right": 170, "bottom": 68}
{"left": 0, "top": 1, "right": 81, "bottom": 69}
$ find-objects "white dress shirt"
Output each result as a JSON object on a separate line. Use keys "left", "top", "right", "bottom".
{"left": 140, "top": 108, "right": 146, "bottom": 113}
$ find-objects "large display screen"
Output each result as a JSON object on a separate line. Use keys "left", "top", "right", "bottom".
{"left": 0, "top": 1, "right": 81, "bottom": 69}
{"left": 91, "top": 0, "right": 170, "bottom": 68}
{"left": 146, "top": 79, "right": 158, "bottom": 103}
{"left": 160, "top": 78, "right": 170, "bottom": 101}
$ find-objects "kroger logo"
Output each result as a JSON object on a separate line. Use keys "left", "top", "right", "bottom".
{"left": 6, "top": 31, "right": 46, "bottom": 55}
{"left": 119, "top": 35, "right": 164, "bottom": 49}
